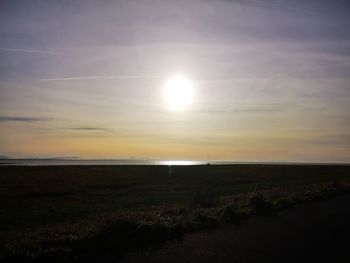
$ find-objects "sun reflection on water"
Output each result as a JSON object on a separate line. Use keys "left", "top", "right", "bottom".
{"left": 157, "top": 160, "right": 204, "bottom": 166}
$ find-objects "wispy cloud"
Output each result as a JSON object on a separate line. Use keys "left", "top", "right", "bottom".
{"left": 249, "top": 0, "right": 320, "bottom": 16}
{"left": 0, "top": 116, "right": 50, "bottom": 122}
{"left": 196, "top": 103, "right": 288, "bottom": 114}
{"left": 40, "top": 75, "right": 158, "bottom": 81}
{"left": 30, "top": 155, "right": 82, "bottom": 160}
{"left": 0, "top": 47, "right": 68, "bottom": 55}
{"left": 305, "top": 133, "right": 350, "bottom": 146}
{"left": 65, "top": 127, "right": 111, "bottom": 131}
{"left": 0, "top": 154, "right": 11, "bottom": 159}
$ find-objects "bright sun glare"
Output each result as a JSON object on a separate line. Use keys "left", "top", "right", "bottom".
{"left": 163, "top": 75, "right": 194, "bottom": 111}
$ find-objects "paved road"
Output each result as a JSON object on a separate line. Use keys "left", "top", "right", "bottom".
{"left": 122, "top": 194, "right": 350, "bottom": 263}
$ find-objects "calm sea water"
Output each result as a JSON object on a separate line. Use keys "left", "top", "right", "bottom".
{"left": 0, "top": 159, "right": 207, "bottom": 166}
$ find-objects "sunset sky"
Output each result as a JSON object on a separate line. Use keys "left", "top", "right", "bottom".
{"left": 0, "top": 0, "right": 350, "bottom": 162}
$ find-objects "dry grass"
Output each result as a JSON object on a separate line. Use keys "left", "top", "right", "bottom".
{"left": 1, "top": 165, "right": 350, "bottom": 262}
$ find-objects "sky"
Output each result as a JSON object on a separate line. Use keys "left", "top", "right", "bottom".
{"left": 0, "top": 0, "right": 350, "bottom": 162}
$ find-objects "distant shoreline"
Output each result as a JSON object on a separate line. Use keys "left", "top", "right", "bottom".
{"left": 0, "top": 159, "right": 349, "bottom": 166}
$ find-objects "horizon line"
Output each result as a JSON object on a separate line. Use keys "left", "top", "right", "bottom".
{"left": 0, "top": 158, "right": 349, "bottom": 166}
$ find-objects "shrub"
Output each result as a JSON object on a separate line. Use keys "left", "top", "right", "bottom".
{"left": 185, "top": 209, "right": 218, "bottom": 230}
{"left": 217, "top": 204, "right": 241, "bottom": 222}
{"left": 248, "top": 192, "right": 274, "bottom": 212}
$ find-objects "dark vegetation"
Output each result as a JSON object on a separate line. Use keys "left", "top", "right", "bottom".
{"left": 0, "top": 165, "right": 350, "bottom": 262}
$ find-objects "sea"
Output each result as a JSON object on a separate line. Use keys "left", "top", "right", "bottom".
{"left": 0, "top": 159, "right": 207, "bottom": 166}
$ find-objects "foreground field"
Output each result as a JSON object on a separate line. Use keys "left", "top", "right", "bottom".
{"left": 122, "top": 193, "right": 350, "bottom": 263}
{"left": 1, "top": 165, "right": 350, "bottom": 262}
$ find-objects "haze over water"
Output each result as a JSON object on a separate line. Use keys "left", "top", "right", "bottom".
{"left": 1, "top": 159, "right": 348, "bottom": 166}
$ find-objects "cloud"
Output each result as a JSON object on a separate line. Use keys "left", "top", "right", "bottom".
{"left": 196, "top": 103, "right": 288, "bottom": 114}
{"left": 65, "top": 127, "right": 112, "bottom": 131}
{"left": 305, "top": 133, "right": 350, "bottom": 146}
{"left": 241, "top": 0, "right": 320, "bottom": 16}
{"left": 0, "top": 154, "right": 11, "bottom": 159}
{"left": 30, "top": 155, "right": 82, "bottom": 160}
{"left": 0, "top": 47, "right": 68, "bottom": 55}
{"left": 0, "top": 116, "right": 50, "bottom": 122}
{"left": 40, "top": 75, "right": 158, "bottom": 81}
{"left": 62, "top": 127, "right": 117, "bottom": 138}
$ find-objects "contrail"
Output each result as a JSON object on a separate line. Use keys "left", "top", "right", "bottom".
{"left": 40, "top": 75, "right": 159, "bottom": 81}
{"left": 0, "top": 47, "right": 68, "bottom": 55}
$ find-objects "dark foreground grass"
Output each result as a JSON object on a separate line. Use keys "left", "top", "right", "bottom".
{"left": 1, "top": 165, "right": 350, "bottom": 262}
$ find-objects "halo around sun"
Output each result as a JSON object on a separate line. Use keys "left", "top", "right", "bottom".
{"left": 163, "top": 75, "right": 194, "bottom": 111}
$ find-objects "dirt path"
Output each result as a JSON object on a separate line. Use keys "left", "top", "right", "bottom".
{"left": 122, "top": 194, "right": 350, "bottom": 263}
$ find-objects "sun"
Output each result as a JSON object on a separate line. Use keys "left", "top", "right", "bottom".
{"left": 163, "top": 75, "right": 194, "bottom": 111}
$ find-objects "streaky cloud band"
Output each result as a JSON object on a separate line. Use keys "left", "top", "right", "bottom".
{"left": 40, "top": 75, "right": 159, "bottom": 81}
{"left": 249, "top": 0, "right": 320, "bottom": 16}
{"left": 0, "top": 116, "right": 50, "bottom": 122}
{"left": 0, "top": 47, "right": 68, "bottom": 55}
{"left": 65, "top": 127, "right": 111, "bottom": 131}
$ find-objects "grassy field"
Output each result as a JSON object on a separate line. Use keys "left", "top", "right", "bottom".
{"left": 1, "top": 164, "right": 350, "bottom": 262}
